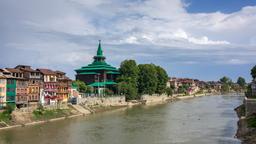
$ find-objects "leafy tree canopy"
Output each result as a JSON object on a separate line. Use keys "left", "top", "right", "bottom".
{"left": 72, "top": 80, "right": 87, "bottom": 93}
{"left": 138, "top": 64, "right": 158, "bottom": 95}
{"left": 220, "top": 76, "right": 232, "bottom": 85}
{"left": 237, "top": 77, "right": 246, "bottom": 88}
{"left": 155, "top": 66, "right": 169, "bottom": 94}
{"left": 251, "top": 65, "right": 256, "bottom": 79}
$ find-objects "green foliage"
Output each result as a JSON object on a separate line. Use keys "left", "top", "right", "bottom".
{"left": 221, "top": 83, "right": 230, "bottom": 93}
{"left": 117, "top": 82, "right": 138, "bottom": 100}
{"left": 118, "top": 59, "right": 169, "bottom": 99}
{"left": 86, "top": 86, "right": 93, "bottom": 93}
{"left": 119, "top": 59, "right": 139, "bottom": 83}
{"left": 105, "top": 88, "right": 114, "bottom": 96}
{"left": 73, "top": 80, "right": 88, "bottom": 93}
{"left": 0, "top": 111, "right": 12, "bottom": 123}
{"left": 220, "top": 76, "right": 233, "bottom": 93}
{"left": 245, "top": 84, "right": 256, "bottom": 98}
{"left": 0, "top": 104, "right": 15, "bottom": 123}
{"left": 237, "top": 77, "right": 246, "bottom": 88}
{"left": 155, "top": 66, "right": 169, "bottom": 94}
{"left": 247, "top": 115, "right": 256, "bottom": 128}
{"left": 251, "top": 65, "right": 256, "bottom": 79}
{"left": 165, "top": 87, "right": 173, "bottom": 97}
{"left": 33, "top": 107, "right": 71, "bottom": 120}
{"left": 178, "top": 84, "right": 189, "bottom": 94}
{"left": 118, "top": 60, "right": 139, "bottom": 100}
{"left": 138, "top": 64, "right": 158, "bottom": 95}
{"left": 220, "top": 76, "right": 232, "bottom": 85}
{"left": 5, "top": 103, "right": 15, "bottom": 114}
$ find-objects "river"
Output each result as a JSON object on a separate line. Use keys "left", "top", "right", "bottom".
{"left": 0, "top": 95, "right": 243, "bottom": 144}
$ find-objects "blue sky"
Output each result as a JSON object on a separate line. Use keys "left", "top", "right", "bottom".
{"left": 186, "top": 0, "right": 256, "bottom": 13}
{"left": 0, "top": 0, "right": 256, "bottom": 82}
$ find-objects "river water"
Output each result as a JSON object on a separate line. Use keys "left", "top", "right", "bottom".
{"left": 0, "top": 95, "right": 242, "bottom": 144}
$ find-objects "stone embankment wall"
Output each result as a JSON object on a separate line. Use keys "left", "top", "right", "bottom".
{"left": 77, "top": 96, "right": 126, "bottom": 107}
{"left": 244, "top": 97, "right": 256, "bottom": 116}
{"left": 141, "top": 94, "right": 169, "bottom": 104}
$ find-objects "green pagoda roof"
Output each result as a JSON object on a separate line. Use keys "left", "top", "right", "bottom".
{"left": 89, "top": 81, "right": 117, "bottom": 87}
{"left": 75, "top": 41, "right": 119, "bottom": 74}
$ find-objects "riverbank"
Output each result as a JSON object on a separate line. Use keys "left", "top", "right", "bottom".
{"left": 0, "top": 92, "right": 228, "bottom": 131}
{"left": 236, "top": 104, "right": 256, "bottom": 143}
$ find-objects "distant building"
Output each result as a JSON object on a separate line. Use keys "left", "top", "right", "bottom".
{"left": 37, "top": 69, "right": 58, "bottom": 105}
{"left": 16, "top": 65, "right": 43, "bottom": 105}
{"left": 0, "top": 70, "right": 7, "bottom": 108}
{"left": 1, "top": 69, "right": 17, "bottom": 104}
{"left": 207, "top": 81, "right": 222, "bottom": 92}
{"left": 75, "top": 41, "right": 119, "bottom": 95}
{"left": 168, "top": 77, "right": 200, "bottom": 95}
{"left": 6, "top": 68, "right": 28, "bottom": 106}
{"left": 55, "top": 71, "right": 72, "bottom": 103}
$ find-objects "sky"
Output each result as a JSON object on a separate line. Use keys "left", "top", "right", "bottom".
{"left": 0, "top": 0, "right": 256, "bottom": 82}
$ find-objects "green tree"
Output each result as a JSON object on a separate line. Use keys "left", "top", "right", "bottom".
{"left": 117, "top": 60, "right": 139, "bottom": 100}
{"left": 178, "top": 84, "right": 189, "bottom": 94}
{"left": 138, "top": 64, "right": 158, "bottom": 95}
{"left": 117, "top": 82, "right": 137, "bottom": 100}
{"left": 86, "top": 86, "right": 93, "bottom": 93}
{"left": 119, "top": 59, "right": 139, "bottom": 82}
{"left": 155, "top": 66, "right": 169, "bottom": 95}
{"left": 251, "top": 65, "right": 256, "bottom": 79}
{"left": 220, "top": 76, "right": 232, "bottom": 85}
{"left": 165, "top": 87, "right": 173, "bottom": 97}
{"left": 237, "top": 77, "right": 246, "bottom": 88}
{"left": 246, "top": 84, "right": 253, "bottom": 97}
{"left": 72, "top": 80, "right": 87, "bottom": 93}
{"left": 221, "top": 83, "right": 230, "bottom": 93}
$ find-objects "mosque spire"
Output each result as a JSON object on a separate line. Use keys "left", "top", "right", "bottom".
{"left": 97, "top": 40, "right": 103, "bottom": 56}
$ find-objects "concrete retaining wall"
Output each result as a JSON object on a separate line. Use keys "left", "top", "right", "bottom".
{"left": 244, "top": 97, "right": 256, "bottom": 116}
{"left": 78, "top": 96, "right": 126, "bottom": 107}
{"left": 141, "top": 94, "right": 169, "bottom": 104}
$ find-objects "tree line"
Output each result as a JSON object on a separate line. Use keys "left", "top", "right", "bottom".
{"left": 117, "top": 60, "right": 169, "bottom": 100}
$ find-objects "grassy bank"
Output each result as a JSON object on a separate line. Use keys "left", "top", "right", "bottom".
{"left": 0, "top": 111, "right": 11, "bottom": 123}
{"left": 33, "top": 107, "right": 73, "bottom": 121}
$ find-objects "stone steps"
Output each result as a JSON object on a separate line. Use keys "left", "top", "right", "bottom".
{"left": 70, "top": 105, "right": 91, "bottom": 115}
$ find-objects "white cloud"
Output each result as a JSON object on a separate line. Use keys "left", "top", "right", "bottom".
{"left": 121, "top": 36, "right": 139, "bottom": 44}
{"left": 1, "top": 0, "right": 256, "bottom": 79}
{"left": 225, "top": 59, "right": 249, "bottom": 65}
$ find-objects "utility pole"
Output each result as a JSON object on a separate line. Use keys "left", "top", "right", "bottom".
{"left": 97, "top": 73, "right": 100, "bottom": 97}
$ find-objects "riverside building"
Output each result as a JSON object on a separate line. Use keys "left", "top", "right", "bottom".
{"left": 75, "top": 41, "right": 119, "bottom": 95}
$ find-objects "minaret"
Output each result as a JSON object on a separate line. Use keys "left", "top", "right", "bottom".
{"left": 94, "top": 40, "right": 106, "bottom": 62}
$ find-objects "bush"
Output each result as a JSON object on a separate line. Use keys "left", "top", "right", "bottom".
{"left": 166, "top": 87, "right": 173, "bottom": 97}
{"left": 0, "top": 111, "right": 12, "bottom": 123}
{"left": 247, "top": 115, "right": 256, "bottom": 128}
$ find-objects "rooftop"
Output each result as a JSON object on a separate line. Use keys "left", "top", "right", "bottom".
{"left": 37, "top": 69, "right": 56, "bottom": 75}
{"left": 75, "top": 41, "right": 119, "bottom": 74}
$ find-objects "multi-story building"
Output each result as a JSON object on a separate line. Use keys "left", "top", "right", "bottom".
{"left": 1, "top": 69, "right": 17, "bottom": 105}
{"left": 0, "top": 70, "right": 7, "bottom": 109}
{"left": 55, "top": 71, "right": 72, "bottom": 103}
{"left": 168, "top": 77, "right": 200, "bottom": 95}
{"left": 6, "top": 68, "right": 28, "bottom": 106}
{"left": 37, "top": 69, "right": 57, "bottom": 105}
{"left": 15, "top": 65, "right": 42, "bottom": 104}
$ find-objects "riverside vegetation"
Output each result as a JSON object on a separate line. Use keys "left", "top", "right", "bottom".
{"left": 0, "top": 59, "right": 249, "bottom": 129}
